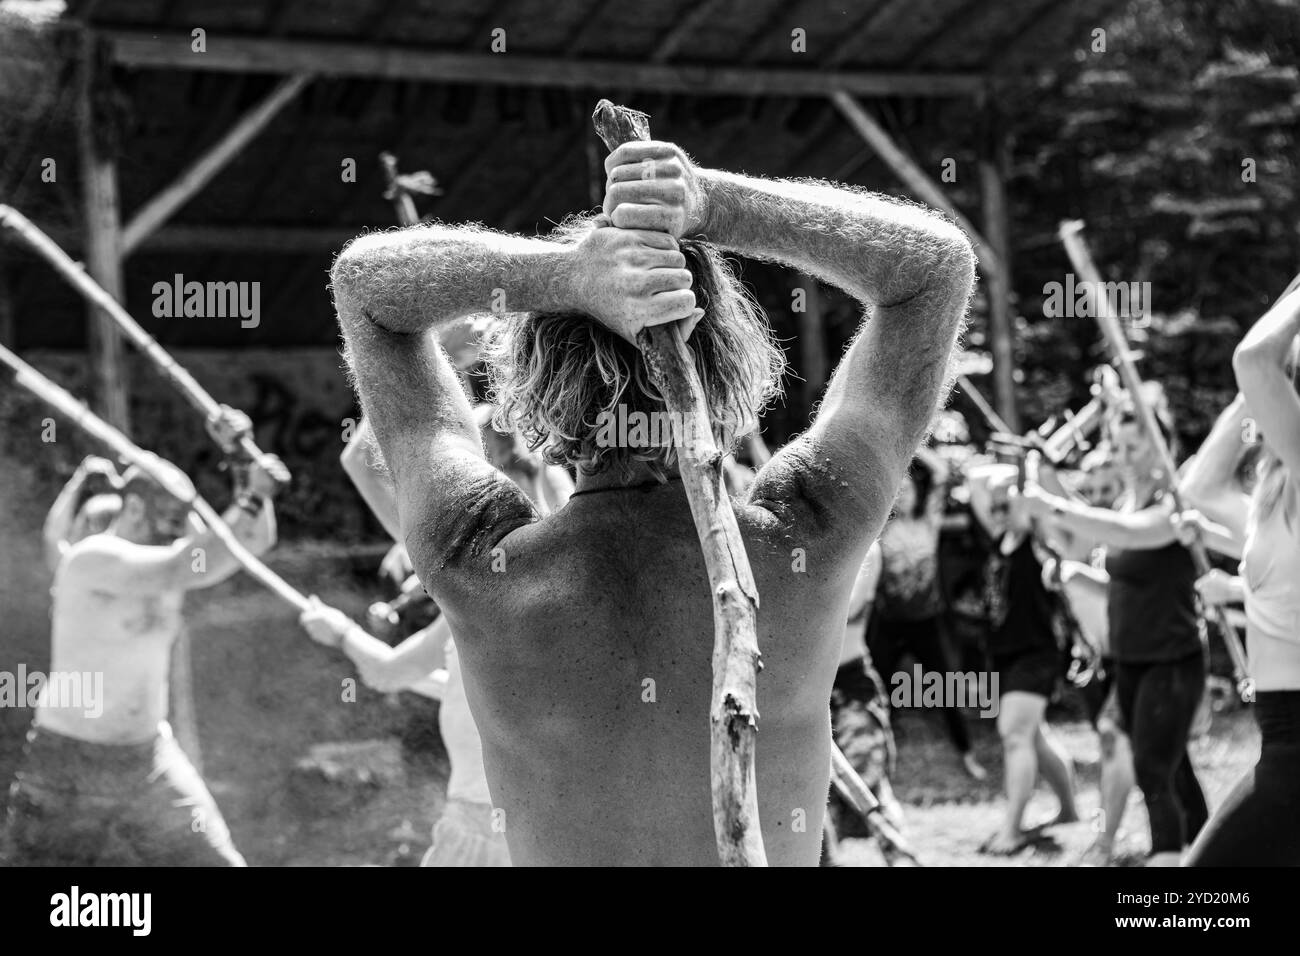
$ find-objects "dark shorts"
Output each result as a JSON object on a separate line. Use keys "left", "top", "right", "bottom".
{"left": 0, "top": 723, "right": 245, "bottom": 867}
{"left": 993, "top": 646, "right": 1061, "bottom": 699}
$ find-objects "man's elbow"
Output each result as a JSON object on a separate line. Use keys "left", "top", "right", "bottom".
{"left": 885, "top": 221, "right": 976, "bottom": 308}
{"left": 330, "top": 233, "right": 396, "bottom": 327}
{"left": 331, "top": 232, "right": 384, "bottom": 293}
{"left": 930, "top": 224, "right": 977, "bottom": 292}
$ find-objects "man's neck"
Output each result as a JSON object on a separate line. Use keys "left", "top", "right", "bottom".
{"left": 574, "top": 458, "right": 682, "bottom": 495}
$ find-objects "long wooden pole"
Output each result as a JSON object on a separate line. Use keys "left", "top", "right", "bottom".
{"left": 0, "top": 205, "right": 289, "bottom": 484}
{"left": 829, "top": 748, "right": 921, "bottom": 865}
{"left": 979, "top": 137, "right": 1019, "bottom": 431}
{"left": 77, "top": 34, "right": 130, "bottom": 434}
{"left": 1058, "top": 220, "right": 1253, "bottom": 700}
{"left": 379, "top": 152, "right": 420, "bottom": 227}
{"left": 592, "top": 100, "right": 766, "bottom": 867}
{"left": 0, "top": 343, "right": 310, "bottom": 615}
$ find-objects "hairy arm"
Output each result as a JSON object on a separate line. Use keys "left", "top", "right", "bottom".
{"left": 1234, "top": 282, "right": 1300, "bottom": 486}
{"left": 331, "top": 226, "right": 574, "bottom": 579}
{"left": 700, "top": 172, "right": 975, "bottom": 544}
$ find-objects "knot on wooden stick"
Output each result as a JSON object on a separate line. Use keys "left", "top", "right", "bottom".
{"left": 719, "top": 693, "right": 759, "bottom": 749}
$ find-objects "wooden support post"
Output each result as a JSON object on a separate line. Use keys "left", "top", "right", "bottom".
{"left": 120, "top": 74, "right": 312, "bottom": 256}
{"left": 828, "top": 91, "right": 1005, "bottom": 285}
{"left": 797, "top": 273, "right": 827, "bottom": 409}
{"left": 0, "top": 266, "right": 13, "bottom": 348}
{"left": 78, "top": 33, "right": 129, "bottom": 433}
{"left": 979, "top": 133, "right": 1019, "bottom": 431}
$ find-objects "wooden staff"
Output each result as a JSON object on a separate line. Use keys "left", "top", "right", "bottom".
{"left": 0, "top": 204, "right": 288, "bottom": 484}
{"left": 1059, "top": 220, "right": 1253, "bottom": 700}
{"left": 957, "top": 373, "right": 1013, "bottom": 436}
{"left": 0, "top": 343, "right": 325, "bottom": 620}
{"left": 830, "top": 748, "right": 922, "bottom": 866}
{"left": 592, "top": 100, "right": 765, "bottom": 866}
{"left": 379, "top": 152, "right": 442, "bottom": 228}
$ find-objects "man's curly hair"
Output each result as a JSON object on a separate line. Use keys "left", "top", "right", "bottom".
{"left": 484, "top": 216, "right": 786, "bottom": 476}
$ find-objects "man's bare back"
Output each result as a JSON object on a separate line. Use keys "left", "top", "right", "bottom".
{"left": 438, "top": 477, "right": 868, "bottom": 865}
{"left": 333, "top": 137, "right": 975, "bottom": 864}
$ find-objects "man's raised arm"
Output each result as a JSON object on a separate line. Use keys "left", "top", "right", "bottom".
{"left": 693, "top": 169, "right": 975, "bottom": 467}
{"left": 616, "top": 146, "right": 975, "bottom": 539}
{"left": 330, "top": 222, "right": 697, "bottom": 573}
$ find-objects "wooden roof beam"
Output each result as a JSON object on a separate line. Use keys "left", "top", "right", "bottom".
{"left": 120, "top": 73, "right": 313, "bottom": 257}
{"left": 10, "top": 224, "right": 358, "bottom": 256}
{"left": 828, "top": 90, "right": 1004, "bottom": 283}
{"left": 105, "top": 31, "right": 987, "bottom": 98}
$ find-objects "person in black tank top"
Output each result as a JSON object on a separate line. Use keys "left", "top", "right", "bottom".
{"left": 969, "top": 464, "right": 1078, "bottom": 855}
{"left": 1024, "top": 412, "right": 1208, "bottom": 865}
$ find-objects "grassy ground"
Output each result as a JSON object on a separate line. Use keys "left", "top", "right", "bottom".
{"left": 835, "top": 698, "right": 1260, "bottom": 867}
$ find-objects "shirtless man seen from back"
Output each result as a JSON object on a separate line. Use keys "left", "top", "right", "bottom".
{"left": 330, "top": 139, "right": 976, "bottom": 865}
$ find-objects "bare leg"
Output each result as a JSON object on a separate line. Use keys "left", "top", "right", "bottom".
{"left": 1080, "top": 716, "right": 1135, "bottom": 865}
{"left": 1034, "top": 723, "right": 1078, "bottom": 823}
{"left": 984, "top": 690, "right": 1042, "bottom": 854}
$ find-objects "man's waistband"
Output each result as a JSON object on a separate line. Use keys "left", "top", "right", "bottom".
{"left": 23, "top": 721, "right": 170, "bottom": 771}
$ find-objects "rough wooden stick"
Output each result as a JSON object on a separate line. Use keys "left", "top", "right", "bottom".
{"left": 1059, "top": 220, "right": 1253, "bottom": 700}
{"left": 379, "top": 151, "right": 442, "bottom": 228}
{"left": 0, "top": 343, "right": 315, "bottom": 616}
{"left": 592, "top": 100, "right": 766, "bottom": 867}
{"left": 829, "top": 748, "right": 921, "bottom": 865}
{"left": 0, "top": 204, "right": 289, "bottom": 485}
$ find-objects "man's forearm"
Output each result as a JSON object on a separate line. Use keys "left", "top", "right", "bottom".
{"left": 330, "top": 226, "right": 575, "bottom": 336}
{"left": 43, "top": 473, "right": 86, "bottom": 565}
{"left": 696, "top": 170, "right": 972, "bottom": 306}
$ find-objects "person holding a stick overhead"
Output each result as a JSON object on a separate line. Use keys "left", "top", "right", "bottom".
{"left": 329, "top": 134, "right": 976, "bottom": 865}
{"left": 0, "top": 408, "right": 282, "bottom": 867}
{"left": 1179, "top": 277, "right": 1300, "bottom": 866}
{"left": 1020, "top": 402, "right": 1209, "bottom": 866}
